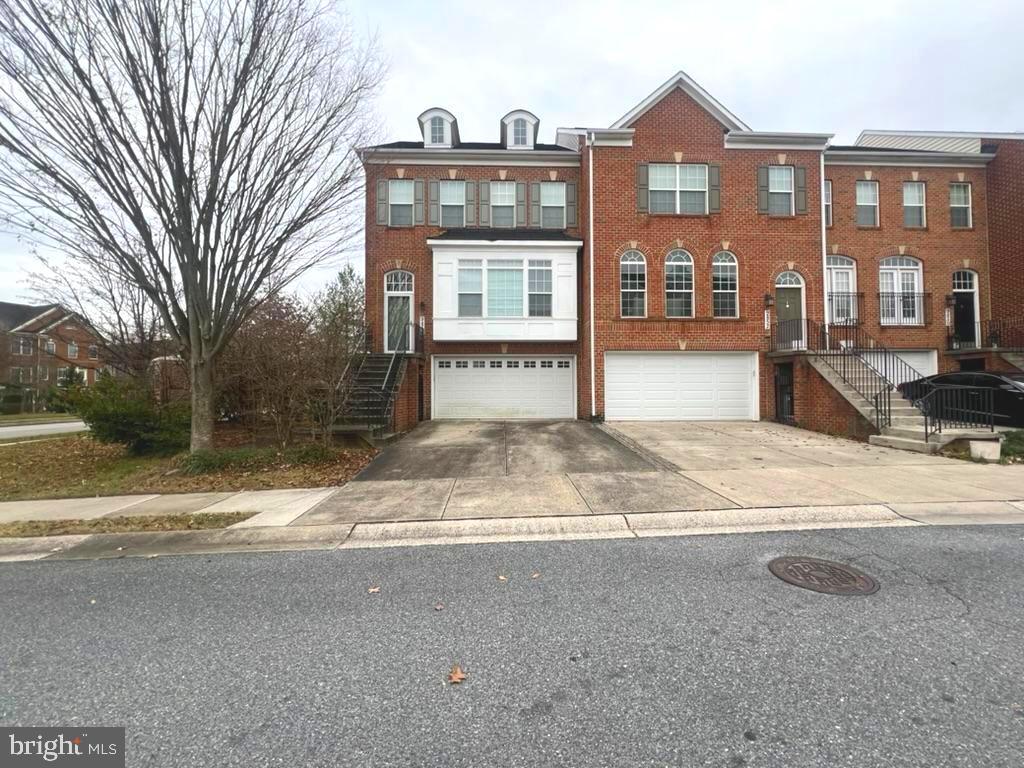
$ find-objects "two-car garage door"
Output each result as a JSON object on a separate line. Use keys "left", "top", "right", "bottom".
{"left": 605, "top": 352, "right": 758, "bottom": 421}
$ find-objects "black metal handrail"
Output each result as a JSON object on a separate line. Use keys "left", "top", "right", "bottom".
{"left": 878, "top": 292, "right": 931, "bottom": 327}
{"left": 948, "top": 317, "right": 1024, "bottom": 351}
{"left": 916, "top": 385, "right": 995, "bottom": 441}
{"left": 826, "top": 292, "right": 863, "bottom": 326}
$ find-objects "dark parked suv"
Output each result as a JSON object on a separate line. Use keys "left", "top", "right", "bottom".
{"left": 899, "top": 372, "right": 1024, "bottom": 428}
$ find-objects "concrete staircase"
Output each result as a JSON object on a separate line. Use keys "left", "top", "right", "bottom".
{"left": 807, "top": 356, "right": 938, "bottom": 453}
{"left": 1001, "top": 352, "right": 1024, "bottom": 372}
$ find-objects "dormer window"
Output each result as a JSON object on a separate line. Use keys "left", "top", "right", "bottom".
{"left": 430, "top": 116, "right": 445, "bottom": 145}
{"left": 512, "top": 118, "right": 527, "bottom": 146}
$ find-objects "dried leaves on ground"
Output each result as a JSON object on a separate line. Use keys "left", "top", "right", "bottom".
{"left": 0, "top": 434, "right": 375, "bottom": 501}
{"left": 448, "top": 665, "right": 467, "bottom": 685}
{"left": 0, "top": 511, "right": 256, "bottom": 538}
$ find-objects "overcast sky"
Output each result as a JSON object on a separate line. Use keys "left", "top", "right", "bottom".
{"left": 2, "top": 0, "right": 1022, "bottom": 303}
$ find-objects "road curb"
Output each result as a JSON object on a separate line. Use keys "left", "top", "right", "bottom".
{"left": 1, "top": 502, "right": 1023, "bottom": 561}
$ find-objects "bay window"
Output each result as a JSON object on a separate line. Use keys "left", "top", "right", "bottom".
{"left": 528, "top": 260, "right": 553, "bottom": 317}
{"left": 457, "top": 260, "right": 483, "bottom": 317}
{"left": 486, "top": 260, "right": 524, "bottom": 317}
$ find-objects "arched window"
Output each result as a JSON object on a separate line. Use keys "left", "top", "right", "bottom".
{"left": 512, "top": 117, "right": 528, "bottom": 146}
{"left": 430, "top": 116, "right": 445, "bottom": 145}
{"left": 879, "top": 256, "right": 923, "bottom": 326}
{"left": 775, "top": 270, "right": 804, "bottom": 287}
{"left": 712, "top": 251, "right": 738, "bottom": 318}
{"left": 620, "top": 251, "right": 646, "bottom": 318}
{"left": 384, "top": 270, "right": 414, "bottom": 352}
{"left": 665, "top": 250, "right": 693, "bottom": 318}
{"left": 826, "top": 255, "right": 858, "bottom": 324}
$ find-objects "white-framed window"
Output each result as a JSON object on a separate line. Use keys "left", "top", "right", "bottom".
{"left": 457, "top": 260, "right": 483, "bottom": 317}
{"left": 430, "top": 116, "right": 445, "bottom": 145}
{"left": 528, "top": 260, "right": 553, "bottom": 317}
{"left": 39, "top": 366, "right": 49, "bottom": 381}
{"left": 11, "top": 337, "right": 32, "bottom": 355}
{"left": 712, "top": 251, "right": 739, "bottom": 318}
{"left": 856, "top": 180, "right": 879, "bottom": 227}
{"left": 57, "top": 366, "right": 70, "bottom": 383}
{"left": 665, "top": 250, "right": 694, "bottom": 318}
{"left": 648, "top": 163, "right": 708, "bottom": 215}
{"left": 540, "top": 182, "right": 566, "bottom": 229}
{"left": 823, "top": 180, "right": 833, "bottom": 227}
{"left": 88, "top": 344, "right": 99, "bottom": 360}
{"left": 950, "top": 183, "right": 972, "bottom": 228}
{"left": 879, "top": 256, "right": 924, "bottom": 326}
{"left": 768, "top": 166, "right": 794, "bottom": 216}
{"left": 620, "top": 250, "right": 646, "bottom": 318}
{"left": 487, "top": 259, "right": 524, "bottom": 317}
{"left": 440, "top": 180, "right": 466, "bottom": 228}
{"left": 44, "top": 339, "right": 55, "bottom": 355}
{"left": 388, "top": 179, "right": 414, "bottom": 227}
{"left": 826, "top": 255, "right": 858, "bottom": 325}
{"left": 512, "top": 118, "right": 528, "bottom": 146}
{"left": 67, "top": 341, "right": 79, "bottom": 359}
{"left": 903, "top": 181, "right": 926, "bottom": 228}
{"left": 490, "top": 181, "right": 515, "bottom": 228}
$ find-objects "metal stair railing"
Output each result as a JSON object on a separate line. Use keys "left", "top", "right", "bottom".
{"left": 918, "top": 385, "right": 995, "bottom": 441}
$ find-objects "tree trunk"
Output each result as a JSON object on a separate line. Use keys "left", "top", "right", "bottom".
{"left": 190, "top": 356, "right": 216, "bottom": 452}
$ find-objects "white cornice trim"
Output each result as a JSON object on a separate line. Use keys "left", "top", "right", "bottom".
{"left": 10, "top": 306, "right": 62, "bottom": 333}
{"left": 610, "top": 71, "right": 750, "bottom": 132}
{"left": 725, "top": 131, "right": 833, "bottom": 151}
{"left": 825, "top": 150, "right": 994, "bottom": 167}
{"left": 427, "top": 239, "right": 583, "bottom": 248}
{"left": 361, "top": 148, "right": 579, "bottom": 167}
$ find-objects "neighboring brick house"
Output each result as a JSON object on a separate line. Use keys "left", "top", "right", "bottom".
{"left": 359, "top": 72, "right": 1022, "bottom": 436}
{"left": 0, "top": 302, "right": 105, "bottom": 406}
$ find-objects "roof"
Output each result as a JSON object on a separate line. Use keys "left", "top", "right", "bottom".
{"left": 827, "top": 144, "right": 944, "bottom": 153}
{"left": 857, "top": 129, "right": 1024, "bottom": 153}
{"left": 366, "top": 140, "right": 573, "bottom": 152}
{"left": 610, "top": 71, "right": 751, "bottom": 132}
{"left": 0, "top": 301, "right": 61, "bottom": 332}
{"left": 428, "top": 228, "right": 582, "bottom": 243}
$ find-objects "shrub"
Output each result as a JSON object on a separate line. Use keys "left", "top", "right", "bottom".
{"left": 71, "top": 375, "right": 190, "bottom": 455}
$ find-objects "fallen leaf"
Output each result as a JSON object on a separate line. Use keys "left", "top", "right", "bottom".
{"left": 448, "top": 664, "right": 467, "bottom": 684}
{"left": 531, "top": 572, "right": 540, "bottom": 579}
{"left": 434, "top": 603, "right": 444, "bottom": 611}
{"left": 367, "top": 586, "right": 380, "bottom": 594}
{"left": 497, "top": 575, "right": 508, "bottom": 582}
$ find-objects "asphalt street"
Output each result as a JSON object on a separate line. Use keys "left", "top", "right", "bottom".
{"left": 0, "top": 420, "right": 86, "bottom": 440}
{"left": 1, "top": 525, "right": 1023, "bottom": 767}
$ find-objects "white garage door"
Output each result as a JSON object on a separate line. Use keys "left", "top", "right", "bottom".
{"left": 433, "top": 356, "right": 575, "bottom": 419}
{"left": 860, "top": 350, "right": 938, "bottom": 385}
{"left": 605, "top": 352, "right": 758, "bottom": 421}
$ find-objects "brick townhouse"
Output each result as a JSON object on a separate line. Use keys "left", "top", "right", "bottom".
{"left": 1, "top": 302, "right": 104, "bottom": 403}
{"left": 358, "top": 72, "right": 1024, "bottom": 440}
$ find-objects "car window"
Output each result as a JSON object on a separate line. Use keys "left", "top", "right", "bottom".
{"left": 936, "top": 373, "right": 972, "bottom": 386}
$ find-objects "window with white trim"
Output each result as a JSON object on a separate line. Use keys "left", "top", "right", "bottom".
{"left": 826, "top": 255, "right": 858, "bottom": 325}
{"left": 68, "top": 341, "right": 79, "bottom": 359}
{"left": 620, "top": 251, "right": 646, "bottom": 317}
{"left": 950, "top": 183, "right": 972, "bottom": 228}
{"left": 528, "top": 260, "right": 552, "bottom": 317}
{"left": 44, "top": 339, "right": 55, "bottom": 355}
{"left": 440, "top": 180, "right": 466, "bottom": 227}
{"left": 39, "top": 366, "right": 49, "bottom": 381}
{"left": 57, "top": 366, "right": 69, "bottom": 382}
{"left": 649, "top": 163, "right": 708, "bottom": 214}
{"left": 540, "top": 182, "right": 566, "bottom": 229}
{"left": 487, "top": 259, "right": 523, "bottom": 317}
{"left": 88, "top": 344, "right": 99, "bottom": 360}
{"left": 903, "top": 182, "right": 926, "bottom": 228}
{"left": 712, "top": 252, "right": 739, "bottom": 318}
{"left": 856, "top": 180, "right": 879, "bottom": 227}
{"left": 430, "top": 116, "right": 445, "bottom": 145}
{"left": 665, "top": 250, "right": 694, "bottom": 318}
{"left": 768, "top": 166, "right": 794, "bottom": 216}
{"left": 388, "top": 179, "right": 414, "bottom": 227}
{"left": 823, "top": 180, "right": 833, "bottom": 226}
{"left": 490, "top": 181, "right": 515, "bottom": 228}
{"left": 512, "top": 118, "right": 528, "bottom": 146}
{"left": 457, "top": 260, "right": 483, "bottom": 317}
{"left": 879, "top": 256, "right": 924, "bottom": 326}
{"left": 11, "top": 337, "right": 32, "bottom": 355}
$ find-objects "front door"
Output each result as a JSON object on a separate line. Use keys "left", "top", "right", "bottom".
{"left": 384, "top": 271, "right": 414, "bottom": 353}
{"left": 775, "top": 287, "right": 804, "bottom": 349}
{"left": 952, "top": 270, "right": 978, "bottom": 349}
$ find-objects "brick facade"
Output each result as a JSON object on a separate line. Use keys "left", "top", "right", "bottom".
{"left": 361, "top": 74, "right": 1021, "bottom": 433}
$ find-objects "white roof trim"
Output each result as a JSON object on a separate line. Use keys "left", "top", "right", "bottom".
{"left": 857, "top": 129, "right": 1024, "bottom": 144}
{"left": 361, "top": 148, "right": 579, "bottom": 168}
{"left": 10, "top": 306, "right": 62, "bottom": 332}
{"left": 427, "top": 239, "right": 583, "bottom": 248}
{"left": 610, "top": 71, "right": 750, "bottom": 132}
{"left": 825, "top": 149, "right": 994, "bottom": 167}
{"left": 555, "top": 127, "right": 634, "bottom": 148}
{"left": 725, "top": 131, "right": 832, "bottom": 151}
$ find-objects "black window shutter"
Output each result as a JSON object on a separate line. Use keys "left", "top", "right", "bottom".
{"left": 794, "top": 167, "right": 807, "bottom": 214}
{"left": 708, "top": 165, "right": 721, "bottom": 214}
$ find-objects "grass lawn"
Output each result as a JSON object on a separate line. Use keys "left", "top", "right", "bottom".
{"left": 0, "top": 511, "right": 256, "bottom": 538}
{"left": 0, "top": 434, "right": 376, "bottom": 501}
{"left": 0, "top": 413, "right": 80, "bottom": 425}
{"left": 1003, "top": 430, "right": 1024, "bottom": 464}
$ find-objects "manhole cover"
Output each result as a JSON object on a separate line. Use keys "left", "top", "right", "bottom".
{"left": 768, "top": 556, "right": 879, "bottom": 596}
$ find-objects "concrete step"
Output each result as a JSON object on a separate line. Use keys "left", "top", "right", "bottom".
{"left": 869, "top": 434, "right": 940, "bottom": 454}
{"left": 882, "top": 426, "right": 929, "bottom": 440}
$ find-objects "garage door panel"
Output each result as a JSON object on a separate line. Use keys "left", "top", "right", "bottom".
{"left": 434, "top": 356, "right": 574, "bottom": 419}
{"left": 605, "top": 352, "right": 756, "bottom": 421}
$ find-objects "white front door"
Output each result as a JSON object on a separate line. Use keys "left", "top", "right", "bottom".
{"left": 432, "top": 356, "right": 576, "bottom": 419}
{"left": 604, "top": 352, "right": 758, "bottom": 421}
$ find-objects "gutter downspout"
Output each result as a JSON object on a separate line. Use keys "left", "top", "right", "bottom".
{"left": 587, "top": 131, "right": 597, "bottom": 419}
{"left": 820, "top": 147, "right": 830, "bottom": 342}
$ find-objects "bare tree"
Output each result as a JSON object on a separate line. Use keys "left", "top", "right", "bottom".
{"left": 0, "top": 0, "right": 382, "bottom": 450}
